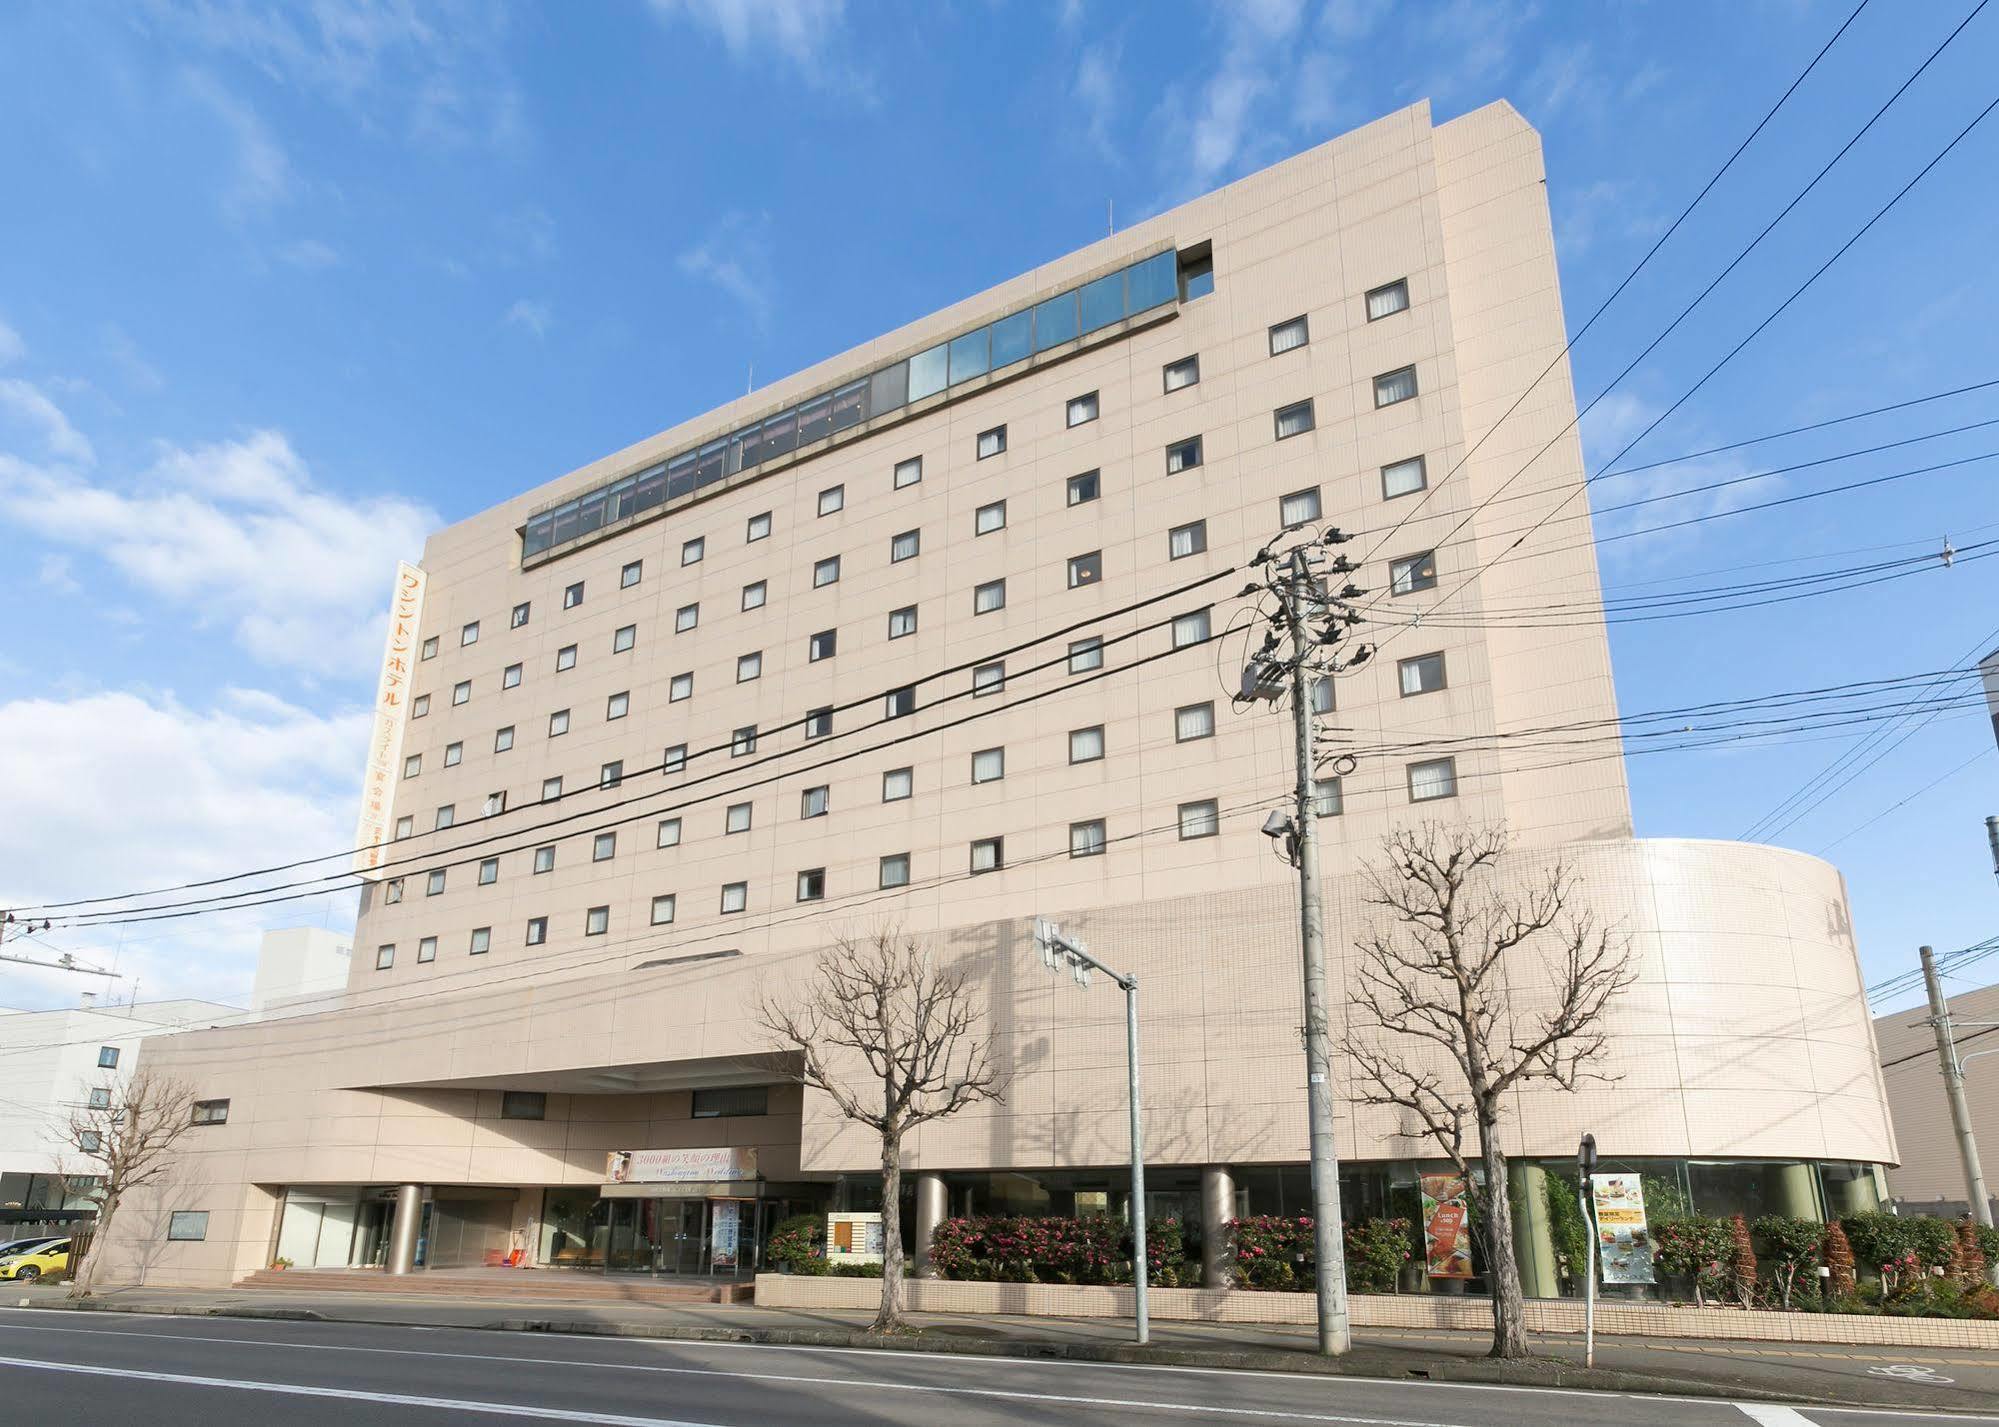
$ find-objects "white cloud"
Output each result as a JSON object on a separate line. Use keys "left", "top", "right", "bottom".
{"left": 0, "top": 423, "right": 436, "bottom": 677}
{"left": 678, "top": 211, "right": 775, "bottom": 330}
{"left": 104, "top": 324, "right": 166, "bottom": 393}
{"left": 503, "top": 298, "right": 553, "bottom": 338}
{"left": 1149, "top": 0, "right": 1310, "bottom": 203}
{"left": 280, "top": 238, "right": 341, "bottom": 270}
{"left": 0, "top": 378, "right": 95, "bottom": 464}
{"left": 1074, "top": 39, "right": 1122, "bottom": 162}
{"left": 647, "top": 0, "right": 868, "bottom": 96}
{"left": 183, "top": 69, "right": 292, "bottom": 220}
{"left": 0, "top": 688, "right": 366, "bottom": 1009}
{"left": 0, "top": 317, "right": 23, "bottom": 366}
{"left": 37, "top": 553, "right": 80, "bottom": 595}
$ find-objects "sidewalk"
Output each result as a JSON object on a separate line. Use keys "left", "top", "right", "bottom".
{"left": 10, "top": 1280, "right": 1998, "bottom": 1414}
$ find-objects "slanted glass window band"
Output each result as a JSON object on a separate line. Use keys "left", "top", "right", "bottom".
{"left": 521, "top": 249, "right": 1184, "bottom": 561}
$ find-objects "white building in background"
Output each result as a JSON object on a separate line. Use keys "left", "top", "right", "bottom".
{"left": 0, "top": 995, "right": 239, "bottom": 1215}
{"left": 250, "top": 928, "right": 353, "bottom": 1015}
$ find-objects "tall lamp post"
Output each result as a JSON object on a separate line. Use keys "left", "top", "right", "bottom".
{"left": 1577, "top": 1132, "right": 1598, "bottom": 1369}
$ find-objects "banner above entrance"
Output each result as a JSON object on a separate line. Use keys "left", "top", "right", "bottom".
{"left": 605, "top": 1147, "right": 758, "bottom": 1186}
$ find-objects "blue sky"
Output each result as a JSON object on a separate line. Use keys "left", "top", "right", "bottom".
{"left": 0, "top": 0, "right": 1994, "bottom": 1014}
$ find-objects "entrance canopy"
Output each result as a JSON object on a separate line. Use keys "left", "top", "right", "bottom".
{"left": 358, "top": 1050, "right": 796, "bottom": 1096}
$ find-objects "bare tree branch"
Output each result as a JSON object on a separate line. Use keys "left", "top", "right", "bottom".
{"left": 54, "top": 1068, "right": 200, "bottom": 1298}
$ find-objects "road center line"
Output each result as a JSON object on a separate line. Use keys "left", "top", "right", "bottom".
{"left": 1735, "top": 1407, "right": 1817, "bottom": 1425}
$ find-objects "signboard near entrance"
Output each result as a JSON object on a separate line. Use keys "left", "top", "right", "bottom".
{"left": 1589, "top": 1172, "right": 1655, "bottom": 1285}
{"left": 1419, "top": 1173, "right": 1475, "bottom": 1279}
{"left": 605, "top": 1147, "right": 758, "bottom": 1185}
{"left": 826, "top": 1211, "right": 884, "bottom": 1265}
{"left": 711, "top": 1200, "right": 747, "bottom": 1271}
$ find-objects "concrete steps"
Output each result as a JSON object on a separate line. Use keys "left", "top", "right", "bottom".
{"left": 235, "top": 1269, "right": 751, "bottom": 1304}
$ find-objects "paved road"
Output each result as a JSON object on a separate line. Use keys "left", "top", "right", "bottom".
{"left": 0, "top": 1309, "right": 1992, "bottom": 1427}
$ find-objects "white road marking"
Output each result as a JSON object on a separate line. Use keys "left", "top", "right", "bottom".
{"left": 1735, "top": 1407, "right": 1817, "bottom": 1425}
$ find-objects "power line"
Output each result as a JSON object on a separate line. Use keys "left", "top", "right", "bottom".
{"left": 1817, "top": 746, "right": 1997, "bottom": 855}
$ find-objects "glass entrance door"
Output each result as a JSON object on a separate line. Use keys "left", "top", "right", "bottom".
{"left": 660, "top": 1200, "right": 707, "bottom": 1274}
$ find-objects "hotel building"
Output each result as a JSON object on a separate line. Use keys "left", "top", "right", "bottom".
{"left": 100, "top": 100, "right": 1895, "bottom": 1294}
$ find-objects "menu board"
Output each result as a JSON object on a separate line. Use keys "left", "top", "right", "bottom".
{"left": 1419, "top": 1173, "right": 1475, "bottom": 1279}
{"left": 1589, "top": 1173, "right": 1655, "bottom": 1285}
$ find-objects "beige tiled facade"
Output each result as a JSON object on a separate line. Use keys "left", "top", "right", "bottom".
{"left": 1876, "top": 978, "right": 1999, "bottom": 1215}
{"left": 103, "top": 100, "right": 1894, "bottom": 1289}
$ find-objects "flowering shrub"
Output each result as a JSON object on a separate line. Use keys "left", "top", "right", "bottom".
{"left": 1344, "top": 1218, "right": 1414, "bottom": 1293}
{"left": 766, "top": 1213, "right": 827, "bottom": 1274}
{"left": 927, "top": 1214, "right": 1191, "bottom": 1286}
{"left": 1652, "top": 1216, "right": 1735, "bottom": 1306}
{"left": 1227, "top": 1214, "right": 1316, "bottom": 1291}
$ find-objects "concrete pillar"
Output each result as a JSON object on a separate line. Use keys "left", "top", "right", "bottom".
{"left": 1200, "top": 1166, "right": 1236, "bottom": 1289}
{"left": 385, "top": 1184, "right": 424, "bottom": 1275}
{"left": 1509, "top": 1160, "right": 1560, "bottom": 1299}
{"left": 912, "top": 1173, "right": 947, "bottom": 1277}
{"left": 1776, "top": 1162, "right": 1822, "bottom": 1221}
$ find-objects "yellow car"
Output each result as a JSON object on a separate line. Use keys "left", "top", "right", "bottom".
{"left": 0, "top": 1239, "right": 69, "bottom": 1282}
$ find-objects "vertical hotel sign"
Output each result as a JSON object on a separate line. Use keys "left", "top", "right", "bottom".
{"left": 353, "top": 561, "right": 427, "bottom": 877}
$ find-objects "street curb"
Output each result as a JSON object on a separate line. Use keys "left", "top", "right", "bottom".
{"left": 17, "top": 1294, "right": 1969, "bottom": 1412}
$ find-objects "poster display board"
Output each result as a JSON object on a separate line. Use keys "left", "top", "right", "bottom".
{"left": 604, "top": 1147, "right": 758, "bottom": 1185}
{"left": 710, "top": 1200, "right": 747, "bottom": 1271}
{"left": 1589, "top": 1172, "right": 1655, "bottom": 1285}
{"left": 826, "top": 1211, "right": 884, "bottom": 1266}
{"left": 1419, "top": 1173, "right": 1475, "bottom": 1279}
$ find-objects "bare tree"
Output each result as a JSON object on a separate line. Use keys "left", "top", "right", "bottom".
{"left": 56, "top": 1068, "right": 200, "bottom": 1298}
{"left": 753, "top": 927, "right": 1008, "bottom": 1333}
{"left": 1343, "top": 825, "right": 1635, "bottom": 1359}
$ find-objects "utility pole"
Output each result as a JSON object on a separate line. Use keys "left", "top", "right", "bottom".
{"left": 1241, "top": 530, "right": 1369, "bottom": 1356}
{"left": 1920, "top": 944, "right": 1994, "bottom": 1229}
{"left": 1034, "top": 918, "right": 1148, "bottom": 1344}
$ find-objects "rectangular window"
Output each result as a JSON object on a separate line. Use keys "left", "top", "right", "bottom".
{"left": 477, "top": 857, "right": 498, "bottom": 885}
{"left": 732, "top": 725, "right": 757, "bottom": 758}
{"left": 1178, "top": 799, "right": 1221, "bottom": 840}
{"left": 970, "top": 836, "right": 1003, "bottom": 873}
{"left": 725, "top": 802, "right": 752, "bottom": 834}
{"left": 555, "top": 645, "right": 577, "bottom": 672}
{"left": 621, "top": 560, "right": 643, "bottom": 589}
{"left": 600, "top": 760, "right": 623, "bottom": 788}
{"left": 469, "top": 926, "right": 491, "bottom": 955}
{"left": 670, "top": 672, "right": 692, "bottom": 702}
{"left": 746, "top": 511, "right": 772, "bottom": 543}
{"left": 533, "top": 845, "right": 555, "bottom": 873}
{"left": 890, "top": 529, "right": 920, "bottom": 562}
{"left": 675, "top": 604, "right": 699, "bottom": 634}
{"left": 682, "top": 536, "right": 705, "bottom": 565}
{"left": 796, "top": 868, "right": 826, "bottom": 902}
{"left": 191, "top": 1099, "right": 230, "bottom": 1126}
{"left": 737, "top": 652, "right": 763, "bottom": 682}
{"left": 1164, "top": 521, "right": 1207, "bottom": 561}
{"left": 525, "top": 917, "right": 548, "bottom": 945}
{"left": 384, "top": 877, "right": 404, "bottom": 903}
{"left": 592, "top": 831, "right": 617, "bottom": 862}
{"left": 433, "top": 806, "right": 454, "bottom": 831}
{"left": 1163, "top": 355, "right": 1200, "bottom": 392}
{"left": 972, "top": 661, "right": 1005, "bottom": 696}
{"left": 720, "top": 882, "right": 748, "bottom": 914}
{"left": 418, "top": 935, "right": 438, "bottom": 963}
{"left": 1175, "top": 702, "right": 1215, "bottom": 741}
{"left": 1280, "top": 486, "right": 1323, "bottom": 526}
{"left": 813, "top": 555, "right": 841, "bottom": 588}
{"left": 403, "top": 753, "right": 421, "bottom": 779}
{"left": 882, "top": 767, "right": 912, "bottom": 801}
{"left": 98, "top": 1046, "right": 120, "bottom": 1069}
{"left": 394, "top": 814, "right": 414, "bottom": 839}
{"left": 1066, "top": 391, "right": 1099, "bottom": 427}
{"left": 80, "top": 1130, "right": 102, "bottom": 1153}
{"left": 971, "top": 747, "right": 1005, "bottom": 783}
{"left": 1310, "top": 676, "right": 1334, "bottom": 715}
{"left": 1408, "top": 757, "right": 1458, "bottom": 802}
{"left": 1275, "top": 400, "right": 1316, "bottom": 441}
{"left": 549, "top": 709, "right": 570, "bottom": 736}
{"left": 607, "top": 691, "right": 630, "bottom": 719}
{"left": 511, "top": 602, "right": 531, "bottom": 629}
{"left": 421, "top": 635, "right": 438, "bottom": 660}
{"left": 461, "top": 620, "right": 479, "bottom": 647}
{"left": 1066, "top": 469, "right": 1100, "bottom": 506}
{"left": 444, "top": 741, "right": 463, "bottom": 767}
{"left": 1390, "top": 550, "right": 1439, "bottom": 594}
{"left": 585, "top": 905, "right": 609, "bottom": 936}
{"left": 1382, "top": 455, "right": 1428, "bottom": 499}
{"left": 502, "top": 1091, "right": 547, "bottom": 1120}
{"left": 664, "top": 743, "right": 688, "bottom": 772}
{"left": 974, "top": 580, "right": 1005, "bottom": 614}
{"left": 806, "top": 706, "right": 833, "bottom": 739}
{"left": 1268, "top": 315, "right": 1309, "bottom": 355}
{"left": 1069, "top": 819, "right": 1107, "bottom": 858}
{"left": 412, "top": 694, "right": 430, "bottom": 718}
{"left": 1068, "top": 637, "right": 1103, "bottom": 673}
{"left": 1067, "top": 551, "right": 1103, "bottom": 589}
{"left": 808, "top": 630, "right": 836, "bottom": 662}
{"left": 563, "top": 582, "right": 584, "bottom": 610}
{"left": 426, "top": 868, "right": 446, "bottom": 895}
{"left": 502, "top": 664, "right": 521, "bottom": 690}
{"left": 1172, "top": 610, "right": 1211, "bottom": 647}
{"left": 376, "top": 943, "right": 395, "bottom": 970}
{"left": 494, "top": 726, "right": 514, "bottom": 753}
{"left": 975, "top": 500, "right": 1006, "bottom": 536}
{"left": 1399, "top": 652, "right": 1448, "bottom": 696}
{"left": 1166, "top": 436, "right": 1202, "bottom": 474}
{"left": 657, "top": 817, "right": 682, "bottom": 848}
{"left": 87, "top": 1087, "right": 111, "bottom": 1108}
{"left": 741, "top": 581, "right": 766, "bottom": 611}
{"left": 888, "top": 606, "right": 917, "bottom": 639}
{"left": 818, "top": 484, "right": 845, "bottom": 516}
{"left": 885, "top": 685, "right": 916, "bottom": 719}
{"left": 1366, "top": 278, "right": 1410, "bottom": 321}
{"left": 801, "top": 785, "right": 829, "bottom": 819}
{"left": 167, "top": 1211, "right": 210, "bottom": 1242}
{"left": 452, "top": 680, "right": 471, "bottom": 706}
{"left": 976, "top": 425, "right": 1007, "bottom": 459}
{"left": 879, "top": 852, "right": 911, "bottom": 889}
{"left": 484, "top": 790, "right": 507, "bottom": 818}
{"left": 1312, "top": 777, "right": 1343, "bottom": 818}
{"left": 651, "top": 894, "right": 677, "bottom": 925}
{"left": 893, "top": 456, "right": 922, "bottom": 489}
{"left": 693, "top": 1086, "right": 769, "bottom": 1119}
{"left": 1374, "top": 365, "right": 1418, "bottom": 407}
{"left": 613, "top": 624, "right": 636, "bottom": 653}
{"left": 1069, "top": 725, "right": 1105, "bottom": 763}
